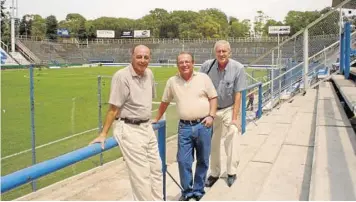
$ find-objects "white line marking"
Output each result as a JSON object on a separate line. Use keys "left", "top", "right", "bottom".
{"left": 1, "top": 128, "right": 99, "bottom": 160}
{"left": 2, "top": 107, "right": 173, "bottom": 160}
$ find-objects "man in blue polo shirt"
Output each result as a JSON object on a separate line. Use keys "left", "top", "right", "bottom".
{"left": 200, "top": 40, "right": 247, "bottom": 188}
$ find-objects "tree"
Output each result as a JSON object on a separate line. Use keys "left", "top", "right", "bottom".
{"left": 59, "top": 13, "right": 86, "bottom": 37}
{"left": 141, "top": 8, "right": 169, "bottom": 38}
{"left": 199, "top": 8, "right": 229, "bottom": 38}
{"left": 30, "top": 15, "right": 46, "bottom": 39}
{"left": 253, "top": 10, "right": 268, "bottom": 37}
{"left": 229, "top": 19, "right": 251, "bottom": 37}
{"left": 85, "top": 20, "right": 96, "bottom": 39}
{"left": 284, "top": 11, "right": 320, "bottom": 35}
{"left": 46, "top": 15, "right": 58, "bottom": 40}
{"left": 1, "top": 0, "right": 11, "bottom": 45}
{"left": 197, "top": 15, "right": 221, "bottom": 38}
{"left": 19, "top": 15, "right": 33, "bottom": 36}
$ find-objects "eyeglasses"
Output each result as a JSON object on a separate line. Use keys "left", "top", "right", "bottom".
{"left": 178, "top": 60, "right": 192, "bottom": 65}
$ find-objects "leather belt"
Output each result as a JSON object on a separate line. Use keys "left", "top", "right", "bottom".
{"left": 180, "top": 117, "right": 205, "bottom": 125}
{"left": 115, "top": 117, "right": 150, "bottom": 125}
{"left": 217, "top": 105, "right": 232, "bottom": 110}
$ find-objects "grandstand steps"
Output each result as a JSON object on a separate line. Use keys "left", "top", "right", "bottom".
{"left": 0, "top": 47, "right": 19, "bottom": 65}
{"left": 309, "top": 81, "right": 356, "bottom": 200}
{"left": 202, "top": 89, "right": 318, "bottom": 201}
{"left": 10, "top": 52, "right": 30, "bottom": 65}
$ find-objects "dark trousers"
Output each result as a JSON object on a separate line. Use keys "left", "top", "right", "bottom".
{"left": 247, "top": 98, "right": 254, "bottom": 110}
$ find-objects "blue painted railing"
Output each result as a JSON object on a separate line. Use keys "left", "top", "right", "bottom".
{"left": 1, "top": 120, "right": 167, "bottom": 200}
{"left": 241, "top": 82, "right": 263, "bottom": 134}
{"left": 340, "top": 21, "right": 352, "bottom": 79}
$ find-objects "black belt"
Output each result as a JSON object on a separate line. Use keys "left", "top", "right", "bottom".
{"left": 217, "top": 105, "right": 232, "bottom": 110}
{"left": 115, "top": 117, "right": 150, "bottom": 125}
{"left": 180, "top": 117, "right": 205, "bottom": 125}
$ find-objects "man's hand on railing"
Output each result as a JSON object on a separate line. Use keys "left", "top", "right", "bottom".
{"left": 89, "top": 132, "right": 107, "bottom": 150}
{"left": 230, "top": 119, "right": 241, "bottom": 132}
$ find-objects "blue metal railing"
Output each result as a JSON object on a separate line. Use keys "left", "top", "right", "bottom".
{"left": 340, "top": 21, "right": 352, "bottom": 79}
{"left": 1, "top": 120, "right": 167, "bottom": 200}
{"left": 241, "top": 82, "right": 263, "bottom": 134}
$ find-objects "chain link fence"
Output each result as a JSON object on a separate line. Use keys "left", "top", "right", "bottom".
{"left": 248, "top": 0, "right": 354, "bottom": 110}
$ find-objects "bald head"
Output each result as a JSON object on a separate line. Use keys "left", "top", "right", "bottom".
{"left": 131, "top": 45, "right": 151, "bottom": 55}
{"left": 131, "top": 44, "right": 151, "bottom": 76}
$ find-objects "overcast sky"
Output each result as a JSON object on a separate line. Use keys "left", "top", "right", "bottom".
{"left": 5, "top": 0, "right": 333, "bottom": 22}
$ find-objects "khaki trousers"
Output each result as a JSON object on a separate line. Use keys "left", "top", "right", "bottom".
{"left": 210, "top": 107, "right": 241, "bottom": 177}
{"left": 113, "top": 120, "right": 163, "bottom": 201}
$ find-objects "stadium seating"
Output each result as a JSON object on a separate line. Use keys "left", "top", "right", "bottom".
{"left": 17, "top": 35, "right": 338, "bottom": 66}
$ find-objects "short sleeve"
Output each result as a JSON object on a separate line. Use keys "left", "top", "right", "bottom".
{"left": 199, "top": 60, "right": 209, "bottom": 73}
{"left": 151, "top": 72, "right": 157, "bottom": 99}
{"left": 234, "top": 67, "right": 247, "bottom": 92}
{"left": 203, "top": 74, "right": 218, "bottom": 99}
{"left": 161, "top": 78, "right": 174, "bottom": 103}
{"left": 108, "top": 72, "right": 129, "bottom": 108}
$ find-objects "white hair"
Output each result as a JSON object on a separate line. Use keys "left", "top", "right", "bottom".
{"left": 214, "top": 40, "right": 231, "bottom": 51}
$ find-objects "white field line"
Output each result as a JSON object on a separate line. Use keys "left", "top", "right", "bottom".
{"left": 1, "top": 128, "right": 99, "bottom": 160}
{"left": 2, "top": 107, "right": 170, "bottom": 160}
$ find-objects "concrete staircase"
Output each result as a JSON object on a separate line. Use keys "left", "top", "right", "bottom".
{"left": 202, "top": 83, "right": 356, "bottom": 201}
{"left": 202, "top": 89, "right": 317, "bottom": 201}
{"left": 309, "top": 81, "right": 356, "bottom": 200}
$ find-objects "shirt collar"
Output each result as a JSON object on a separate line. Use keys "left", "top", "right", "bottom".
{"left": 177, "top": 71, "right": 198, "bottom": 78}
{"left": 217, "top": 60, "right": 229, "bottom": 71}
{"left": 129, "top": 64, "right": 147, "bottom": 77}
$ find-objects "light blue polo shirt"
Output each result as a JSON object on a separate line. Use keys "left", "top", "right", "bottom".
{"left": 200, "top": 58, "right": 247, "bottom": 109}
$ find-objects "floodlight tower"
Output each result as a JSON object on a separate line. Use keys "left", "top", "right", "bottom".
{"left": 10, "top": 0, "right": 15, "bottom": 52}
{"left": 10, "top": 0, "right": 18, "bottom": 53}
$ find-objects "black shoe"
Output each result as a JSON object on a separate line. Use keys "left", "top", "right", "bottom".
{"left": 205, "top": 175, "right": 219, "bottom": 187}
{"left": 227, "top": 174, "right": 237, "bottom": 187}
{"left": 193, "top": 195, "right": 203, "bottom": 201}
{"left": 178, "top": 195, "right": 189, "bottom": 201}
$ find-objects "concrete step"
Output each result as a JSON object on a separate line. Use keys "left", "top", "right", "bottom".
{"left": 309, "top": 81, "right": 356, "bottom": 200}
{"left": 257, "top": 145, "right": 313, "bottom": 200}
{"left": 203, "top": 88, "right": 318, "bottom": 201}
{"left": 202, "top": 133, "right": 268, "bottom": 200}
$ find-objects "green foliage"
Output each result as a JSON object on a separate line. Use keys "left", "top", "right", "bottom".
{"left": 30, "top": 15, "right": 46, "bottom": 39}
{"left": 45, "top": 15, "right": 58, "bottom": 40}
{"left": 1, "top": 0, "right": 10, "bottom": 45}
{"left": 284, "top": 10, "right": 321, "bottom": 35}
{"left": 19, "top": 15, "right": 33, "bottom": 36}
{"left": 58, "top": 13, "right": 86, "bottom": 38}
{"left": 19, "top": 6, "right": 337, "bottom": 40}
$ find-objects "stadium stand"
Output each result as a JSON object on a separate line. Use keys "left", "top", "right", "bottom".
{"left": 16, "top": 35, "right": 338, "bottom": 66}
{"left": 0, "top": 47, "right": 18, "bottom": 65}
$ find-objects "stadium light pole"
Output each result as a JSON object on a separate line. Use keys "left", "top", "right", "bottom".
{"left": 10, "top": 0, "right": 16, "bottom": 52}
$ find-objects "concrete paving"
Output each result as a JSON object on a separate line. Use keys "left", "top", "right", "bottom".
{"left": 203, "top": 89, "right": 318, "bottom": 201}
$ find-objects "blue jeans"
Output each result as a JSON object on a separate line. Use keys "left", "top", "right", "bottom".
{"left": 177, "top": 122, "right": 212, "bottom": 198}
